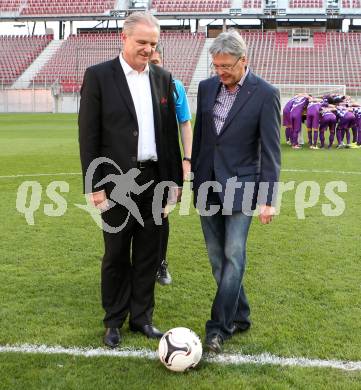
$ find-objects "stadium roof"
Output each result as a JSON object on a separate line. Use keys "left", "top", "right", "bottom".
{"left": 0, "top": 10, "right": 360, "bottom": 22}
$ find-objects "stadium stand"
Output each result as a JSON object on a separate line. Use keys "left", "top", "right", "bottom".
{"left": 32, "top": 32, "right": 205, "bottom": 92}
{"left": 0, "top": 35, "right": 52, "bottom": 85}
{"left": 341, "top": 0, "right": 361, "bottom": 6}
{"left": 242, "top": 0, "right": 262, "bottom": 8}
{"left": 289, "top": 0, "right": 324, "bottom": 7}
{"left": 21, "top": 0, "right": 117, "bottom": 15}
{"left": 160, "top": 32, "right": 205, "bottom": 88}
{"left": 2, "top": 30, "right": 360, "bottom": 94}
{"left": 151, "top": 0, "right": 231, "bottom": 13}
{"left": 33, "top": 33, "right": 121, "bottom": 92}
{"left": 241, "top": 31, "right": 361, "bottom": 94}
{"left": 0, "top": 0, "right": 22, "bottom": 14}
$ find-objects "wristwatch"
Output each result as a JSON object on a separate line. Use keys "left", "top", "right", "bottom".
{"left": 183, "top": 157, "right": 191, "bottom": 162}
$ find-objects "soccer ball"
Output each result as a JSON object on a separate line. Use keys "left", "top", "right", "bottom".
{"left": 158, "top": 327, "right": 203, "bottom": 372}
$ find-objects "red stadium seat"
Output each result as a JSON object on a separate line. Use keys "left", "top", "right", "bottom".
{"left": 20, "top": 0, "right": 116, "bottom": 15}
{"left": 241, "top": 30, "right": 361, "bottom": 92}
{"left": 151, "top": 0, "right": 231, "bottom": 13}
{"left": 242, "top": 0, "right": 262, "bottom": 8}
{"left": 32, "top": 32, "right": 206, "bottom": 91}
{"left": 289, "top": 0, "right": 323, "bottom": 7}
{"left": 0, "top": 35, "right": 52, "bottom": 86}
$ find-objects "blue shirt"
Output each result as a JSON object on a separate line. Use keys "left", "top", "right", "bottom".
{"left": 173, "top": 79, "right": 191, "bottom": 124}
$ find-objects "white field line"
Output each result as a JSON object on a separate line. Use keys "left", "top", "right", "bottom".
{"left": 282, "top": 169, "right": 361, "bottom": 175}
{"left": 0, "top": 173, "right": 81, "bottom": 179}
{"left": 0, "top": 169, "right": 361, "bottom": 180}
{"left": 0, "top": 344, "right": 361, "bottom": 372}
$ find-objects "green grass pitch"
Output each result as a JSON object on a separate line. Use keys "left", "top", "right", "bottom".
{"left": 0, "top": 113, "right": 361, "bottom": 389}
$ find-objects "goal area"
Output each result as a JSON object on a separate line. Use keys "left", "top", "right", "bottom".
{"left": 276, "top": 84, "right": 347, "bottom": 99}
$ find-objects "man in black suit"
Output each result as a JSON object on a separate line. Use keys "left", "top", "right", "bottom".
{"left": 192, "top": 29, "right": 281, "bottom": 353}
{"left": 79, "top": 12, "right": 182, "bottom": 348}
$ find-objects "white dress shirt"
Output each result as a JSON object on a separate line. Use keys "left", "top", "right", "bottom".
{"left": 119, "top": 54, "right": 157, "bottom": 161}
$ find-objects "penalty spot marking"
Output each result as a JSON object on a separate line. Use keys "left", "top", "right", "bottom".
{"left": 0, "top": 344, "right": 361, "bottom": 372}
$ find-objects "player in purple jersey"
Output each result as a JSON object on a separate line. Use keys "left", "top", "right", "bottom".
{"left": 319, "top": 106, "right": 337, "bottom": 148}
{"left": 283, "top": 98, "right": 294, "bottom": 145}
{"left": 335, "top": 105, "right": 355, "bottom": 148}
{"left": 352, "top": 105, "right": 361, "bottom": 146}
{"left": 289, "top": 95, "right": 310, "bottom": 149}
{"left": 283, "top": 94, "right": 307, "bottom": 145}
{"left": 306, "top": 98, "right": 324, "bottom": 149}
{"left": 344, "top": 100, "right": 360, "bottom": 146}
{"left": 338, "top": 100, "right": 358, "bottom": 147}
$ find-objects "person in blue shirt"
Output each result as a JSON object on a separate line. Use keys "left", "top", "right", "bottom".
{"left": 150, "top": 44, "right": 192, "bottom": 285}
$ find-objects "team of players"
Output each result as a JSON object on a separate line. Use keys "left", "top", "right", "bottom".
{"left": 283, "top": 93, "right": 361, "bottom": 150}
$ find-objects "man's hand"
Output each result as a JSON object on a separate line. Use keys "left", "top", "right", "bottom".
{"left": 168, "top": 186, "right": 182, "bottom": 204}
{"left": 258, "top": 204, "right": 276, "bottom": 225}
{"left": 163, "top": 186, "right": 183, "bottom": 218}
{"left": 89, "top": 190, "right": 109, "bottom": 211}
{"left": 182, "top": 160, "right": 191, "bottom": 181}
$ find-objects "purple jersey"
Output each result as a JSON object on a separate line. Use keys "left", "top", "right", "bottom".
{"left": 290, "top": 96, "right": 309, "bottom": 114}
{"left": 322, "top": 95, "right": 330, "bottom": 104}
{"left": 319, "top": 111, "right": 337, "bottom": 132}
{"left": 353, "top": 106, "right": 361, "bottom": 119}
{"left": 283, "top": 97, "right": 297, "bottom": 126}
{"left": 307, "top": 101, "right": 322, "bottom": 113}
{"left": 352, "top": 107, "right": 361, "bottom": 130}
{"left": 336, "top": 107, "right": 355, "bottom": 130}
{"left": 306, "top": 102, "right": 322, "bottom": 129}
{"left": 336, "top": 106, "right": 348, "bottom": 118}
{"left": 289, "top": 96, "right": 309, "bottom": 136}
{"left": 321, "top": 110, "right": 336, "bottom": 119}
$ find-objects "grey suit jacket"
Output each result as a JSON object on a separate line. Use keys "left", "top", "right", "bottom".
{"left": 191, "top": 71, "right": 281, "bottom": 213}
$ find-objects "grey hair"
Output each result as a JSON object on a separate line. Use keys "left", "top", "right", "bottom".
{"left": 123, "top": 11, "right": 160, "bottom": 35}
{"left": 154, "top": 43, "right": 163, "bottom": 57}
{"left": 209, "top": 29, "right": 247, "bottom": 58}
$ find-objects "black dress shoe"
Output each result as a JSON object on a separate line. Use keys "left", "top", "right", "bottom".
{"left": 156, "top": 259, "right": 172, "bottom": 285}
{"left": 230, "top": 321, "right": 251, "bottom": 335}
{"left": 129, "top": 323, "right": 164, "bottom": 339}
{"left": 205, "top": 334, "right": 223, "bottom": 354}
{"left": 103, "top": 328, "right": 121, "bottom": 348}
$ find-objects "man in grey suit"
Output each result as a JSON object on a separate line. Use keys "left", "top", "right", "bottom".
{"left": 191, "top": 29, "right": 281, "bottom": 353}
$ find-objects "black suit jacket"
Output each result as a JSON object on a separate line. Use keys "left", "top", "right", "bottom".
{"left": 191, "top": 71, "right": 281, "bottom": 212}
{"left": 78, "top": 57, "right": 182, "bottom": 193}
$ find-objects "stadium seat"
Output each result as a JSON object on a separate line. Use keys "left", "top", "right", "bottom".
{"left": 289, "top": 0, "right": 323, "bottom": 7}
{"left": 0, "top": 35, "right": 52, "bottom": 85}
{"left": 242, "top": 0, "right": 262, "bottom": 8}
{"left": 151, "top": 0, "right": 231, "bottom": 13}
{"left": 242, "top": 31, "right": 361, "bottom": 94}
{"left": 3, "top": 30, "right": 361, "bottom": 95}
{"left": 0, "top": 0, "right": 22, "bottom": 13}
{"left": 20, "top": 0, "right": 116, "bottom": 15}
{"left": 341, "top": 0, "right": 361, "bottom": 6}
{"left": 32, "top": 32, "right": 206, "bottom": 92}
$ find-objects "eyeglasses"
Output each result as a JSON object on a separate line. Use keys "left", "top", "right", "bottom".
{"left": 210, "top": 56, "right": 244, "bottom": 72}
